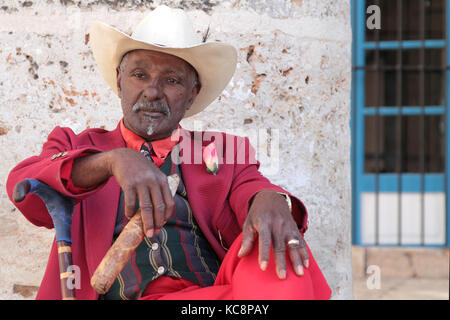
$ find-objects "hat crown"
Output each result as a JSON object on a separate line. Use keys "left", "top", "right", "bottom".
{"left": 131, "top": 5, "right": 201, "bottom": 48}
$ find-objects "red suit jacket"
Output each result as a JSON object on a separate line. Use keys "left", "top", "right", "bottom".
{"left": 6, "top": 123, "right": 308, "bottom": 300}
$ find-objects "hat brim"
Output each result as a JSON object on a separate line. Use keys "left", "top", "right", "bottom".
{"left": 89, "top": 21, "right": 237, "bottom": 118}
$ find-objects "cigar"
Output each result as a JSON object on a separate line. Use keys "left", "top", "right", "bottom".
{"left": 90, "top": 174, "right": 180, "bottom": 295}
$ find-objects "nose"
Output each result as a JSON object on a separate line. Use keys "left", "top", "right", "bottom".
{"left": 142, "top": 79, "right": 164, "bottom": 101}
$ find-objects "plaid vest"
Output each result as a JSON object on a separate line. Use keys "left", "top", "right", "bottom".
{"left": 102, "top": 152, "right": 221, "bottom": 300}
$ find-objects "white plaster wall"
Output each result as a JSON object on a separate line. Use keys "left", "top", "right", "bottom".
{"left": 0, "top": 0, "right": 353, "bottom": 299}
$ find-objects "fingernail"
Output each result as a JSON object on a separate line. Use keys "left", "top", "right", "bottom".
{"left": 304, "top": 260, "right": 309, "bottom": 268}
{"left": 146, "top": 229, "right": 153, "bottom": 238}
{"left": 237, "top": 247, "right": 244, "bottom": 257}
{"left": 260, "top": 261, "right": 268, "bottom": 271}
{"left": 278, "top": 269, "right": 286, "bottom": 279}
{"left": 296, "top": 265, "right": 304, "bottom": 276}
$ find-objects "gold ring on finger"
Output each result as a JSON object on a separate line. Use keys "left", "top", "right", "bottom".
{"left": 287, "top": 239, "right": 300, "bottom": 246}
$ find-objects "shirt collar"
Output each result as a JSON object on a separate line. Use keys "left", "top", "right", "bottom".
{"left": 119, "top": 119, "right": 181, "bottom": 159}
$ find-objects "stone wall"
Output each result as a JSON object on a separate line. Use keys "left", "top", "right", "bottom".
{"left": 0, "top": 0, "right": 352, "bottom": 299}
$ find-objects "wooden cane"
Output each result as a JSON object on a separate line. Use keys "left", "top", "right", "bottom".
{"left": 57, "top": 241, "right": 76, "bottom": 300}
{"left": 90, "top": 174, "right": 180, "bottom": 295}
{"left": 13, "top": 179, "right": 76, "bottom": 300}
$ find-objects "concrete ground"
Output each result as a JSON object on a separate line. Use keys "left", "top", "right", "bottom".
{"left": 352, "top": 246, "right": 449, "bottom": 300}
{"left": 353, "top": 277, "right": 449, "bottom": 300}
{"left": 7, "top": 246, "right": 449, "bottom": 300}
{"left": 10, "top": 278, "right": 449, "bottom": 300}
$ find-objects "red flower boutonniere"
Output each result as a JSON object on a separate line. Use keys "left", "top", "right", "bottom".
{"left": 202, "top": 142, "right": 219, "bottom": 175}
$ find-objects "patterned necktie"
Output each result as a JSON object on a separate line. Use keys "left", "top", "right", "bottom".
{"left": 140, "top": 142, "right": 153, "bottom": 162}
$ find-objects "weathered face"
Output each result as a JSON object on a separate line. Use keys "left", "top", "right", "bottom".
{"left": 116, "top": 49, "right": 200, "bottom": 141}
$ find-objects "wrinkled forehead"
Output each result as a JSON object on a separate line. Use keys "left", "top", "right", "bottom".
{"left": 119, "top": 49, "right": 198, "bottom": 78}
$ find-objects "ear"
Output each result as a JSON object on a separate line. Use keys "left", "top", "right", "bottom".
{"left": 116, "top": 67, "right": 122, "bottom": 97}
{"left": 185, "top": 82, "right": 201, "bottom": 111}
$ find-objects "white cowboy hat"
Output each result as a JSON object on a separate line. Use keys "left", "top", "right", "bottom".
{"left": 89, "top": 5, "right": 237, "bottom": 118}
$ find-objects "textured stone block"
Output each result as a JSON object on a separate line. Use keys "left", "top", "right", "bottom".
{"left": 352, "top": 246, "right": 366, "bottom": 279}
{"left": 13, "top": 284, "right": 39, "bottom": 299}
{"left": 366, "top": 247, "right": 450, "bottom": 279}
{"left": 366, "top": 247, "right": 415, "bottom": 279}
{"left": 409, "top": 249, "right": 449, "bottom": 279}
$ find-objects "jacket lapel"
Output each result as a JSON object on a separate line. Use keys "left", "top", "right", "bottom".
{"left": 179, "top": 129, "right": 232, "bottom": 258}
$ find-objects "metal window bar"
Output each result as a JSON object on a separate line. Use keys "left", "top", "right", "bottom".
{"left": 351, "top": 0, "right": 357, "bottom": 245}
{"left": 396, "top": 0, "right": 403, "bottom": 246}
{"left": 364, "top": 40, "right": 445, "bottom": 49}
{"left": 374, "top": 0, "right": 381, "bottom": 246}
{"left": 353, "top": 0, "right": 366, "bottom": 246}
{"left": 420, "top": 0, "right": 426, "bottom": 247}
{"left": 356, "top": 65, "right": 444, "bottom": 72}
{"left": 446, "top": 0, "right": 449, "bottom": 248}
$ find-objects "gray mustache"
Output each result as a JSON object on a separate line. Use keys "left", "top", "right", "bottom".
{"left": 132, "top": 101, "right": 171, "bottom": 116}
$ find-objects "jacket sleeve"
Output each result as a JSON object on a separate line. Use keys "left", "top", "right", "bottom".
{"left": 6, "top": 126, "right": 106, "bottom": 229}
{"left": 228, "top": 136, "right": 308, "bottom": 234}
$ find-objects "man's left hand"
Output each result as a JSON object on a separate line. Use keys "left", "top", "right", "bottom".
{"left": 237, "top": 190, "right": 309, "bottom": 279}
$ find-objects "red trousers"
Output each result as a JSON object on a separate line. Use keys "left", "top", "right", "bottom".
{"left": 140, "top": 233, "right": 332, "bottom": 300}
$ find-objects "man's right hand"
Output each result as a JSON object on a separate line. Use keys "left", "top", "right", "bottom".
{"left": 71, "top": 148, "right": 174, "bottom": 237}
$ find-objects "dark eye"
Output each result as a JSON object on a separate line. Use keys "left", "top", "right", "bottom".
{"left": 167, "top": 77, "right": 180, "bottom": 84}
{"left": 133, "top": 72, "right": 146, "bottom": 79}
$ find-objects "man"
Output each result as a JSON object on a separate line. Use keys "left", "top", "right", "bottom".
{"left": 6, "top": 6, "right": 331, "bottom": 300}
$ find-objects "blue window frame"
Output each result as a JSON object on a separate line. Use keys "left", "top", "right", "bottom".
{"left": 351, "top": 0, "right": 450, "bottom": 247}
